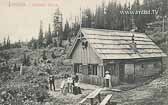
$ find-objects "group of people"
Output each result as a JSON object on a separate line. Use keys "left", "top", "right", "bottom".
{"left": 61, "top": 74, "right": 82, "bottom": 95}
{"left": 49, "top": 74, "right": 82, "bottom": 95}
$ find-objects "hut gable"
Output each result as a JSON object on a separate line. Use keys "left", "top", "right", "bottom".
{"left": 68, "top": 28, "right": 167, "bottom": 60}
{"left": 71, "top": 40, "right": 102, "bottom": 64}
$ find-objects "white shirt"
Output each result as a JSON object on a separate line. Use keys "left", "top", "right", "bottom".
{"left": 67, "top": 77, "right": 73, "bottom": 83}
{"left": 60, "top": 80, "right": 65, "bottom": 88}
{"left": 74, "top": 82, "right": 79, "bottom": 87}
{"left": 105, "top": 74, "right": 111, "bottom": 79}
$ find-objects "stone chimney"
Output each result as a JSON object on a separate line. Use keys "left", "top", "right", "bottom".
{"left": 130, "top": 34, "right": 137, "bottom": 53}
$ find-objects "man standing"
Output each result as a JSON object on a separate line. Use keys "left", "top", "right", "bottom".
{"left": 49, "top": 75, "right": 55, "bottom": 91}
{"left": 104, "top": 71, "right": 112, "bottom": 88}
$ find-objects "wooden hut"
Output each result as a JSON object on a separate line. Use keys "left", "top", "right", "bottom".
{"left": 67, "top": 28, "right": 167, "bottom": 86}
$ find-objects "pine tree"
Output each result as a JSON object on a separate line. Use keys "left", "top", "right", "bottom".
{"left": 63, "top": 21, "right": 71, "bottom": 40}
{"left": 7, "top": 36, "right": 10, "bottom": 49}
{"left": 72, "top": 21, "right": 80, "bottom": 36}
{"left": 159, "top": 0, "right": 168, "bottom": 32}
{"left": 3, "top": 37, "right": 6, "bottom": 49}
{"left": 18, "top": 40, "right": 21, "bottom": 48}
{"left": 46, "top": 24, "right": 52, "bottom": 45}
{"left": 95, "top": 5, "right": 105, "bottom": 29}
{"left": 53, "top": 8, "right": 63, "bottom": 47}
{"left": 105, "top": 1, "right": 121, "bottom": 30}
{"left": 38, "top": 20, "right": 44, "bottom": 48}
{"left": 132, "top": 0, "right": 147, "bottom": 32}
{"left": 82, "top": 8, "right": 93, "bottom": 28}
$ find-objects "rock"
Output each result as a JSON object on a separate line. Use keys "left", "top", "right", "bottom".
{"left": 1, "top": 91, "right": 7, "bottom": 96}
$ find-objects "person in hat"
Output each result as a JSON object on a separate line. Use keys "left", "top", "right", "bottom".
{"left": 49, "top": 75, "right": 55, "bottom": 91}
{"left": 104, "top": 71, "right": 112, "bottom": 88}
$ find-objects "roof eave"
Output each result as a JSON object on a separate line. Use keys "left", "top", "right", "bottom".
{"left": 66, "top": 30, "right": 82, "bottom": 59}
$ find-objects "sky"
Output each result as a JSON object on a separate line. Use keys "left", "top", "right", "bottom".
{"left": 0, "top": 0, "right": 143, "bottom": 43}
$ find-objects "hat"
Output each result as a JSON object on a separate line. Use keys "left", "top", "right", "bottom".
{"left": 105, "top": 71, "right": 110, "bottom": 74}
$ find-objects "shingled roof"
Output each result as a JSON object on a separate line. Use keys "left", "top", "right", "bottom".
{"left": 68, "top": 28, "right": 166, "bottom": 60}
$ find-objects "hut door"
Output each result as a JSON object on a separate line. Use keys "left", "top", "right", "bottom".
{"left": 119, "top": 64, "right": 125, "bottom": 82}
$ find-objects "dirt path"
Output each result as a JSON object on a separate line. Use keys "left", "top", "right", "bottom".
{"left": 47, "top": 80, "right": 99, "bottom": 105}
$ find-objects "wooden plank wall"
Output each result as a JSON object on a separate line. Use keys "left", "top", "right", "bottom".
{"left": 77, "top": 73, "right": 105, "bottom": 86}
{"left": 72, "top": 41, "right": 102, "bottom": 64}
{"left": 135, "top": 60, "right": 161, "bottom": 79}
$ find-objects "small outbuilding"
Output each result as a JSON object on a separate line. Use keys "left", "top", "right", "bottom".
{"left": 67, "top": 28, "right": 167, "bottom": 86}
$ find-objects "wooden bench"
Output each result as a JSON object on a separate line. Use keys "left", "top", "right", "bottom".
{"left": 78, "top": 97, "right": 88, "bottom": 105}
{"left": 78, "top": 88, "right": 102, "bottom": 105}
{"left": 87, "top": 88, "right": 102, "bottom": 99}
{"left": 87, "top": 88, "right": 102, "bottom": 105}
{"left": 99, "top": 94, "right": 112, "bottom": 105}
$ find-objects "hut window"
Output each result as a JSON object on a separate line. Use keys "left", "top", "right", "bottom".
{"left": 74, "top": 63, "right": 81, "bottom": 73}
{"left": 88, "top": 65, "right": 92, "bottom": 75}
{"left": 141, "top": 64, "right": 144, "bottom": 68}
{"left": 88, "top": 64, "right": 97, "bottom": 75}
{"left": 93, "top": 65, "right": 97, "bottom": 75}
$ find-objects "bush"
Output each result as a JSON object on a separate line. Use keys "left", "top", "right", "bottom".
{"left": 0, "top": 84, "right": 49, "bottom": 105}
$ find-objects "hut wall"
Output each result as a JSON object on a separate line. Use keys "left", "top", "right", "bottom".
{"left": 111, "top": 64, "right": 120, "bottom": 85}
{"left": 71, "top": 40, "right": 104, "bottom": 86}
{"left": 77, "top": 73, "right": 105, "bottom": 86}
{"left": 124, "top": 64, "right": 135, "bottom": 82}
{"left": 77, "top": 64, "right": 105, "bottom": 86}
{"left": 122, "top": 59, "right": 161, "bottom": 82}
{"left": 135, "top": 60, "right": 161, "bottom": 79}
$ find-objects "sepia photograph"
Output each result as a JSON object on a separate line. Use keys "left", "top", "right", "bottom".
{"left": 0, "top": 0, "right": 168, "bottom": 105}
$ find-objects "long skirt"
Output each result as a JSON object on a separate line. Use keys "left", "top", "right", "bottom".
{"left": 63, "top": 87, "right": 68, "bottom": 95}
{"left": 73, "top": 86, "right": 82, "bottom": 95}
{"left": 73, "top": 86, "right": 78, "bottom": 95}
